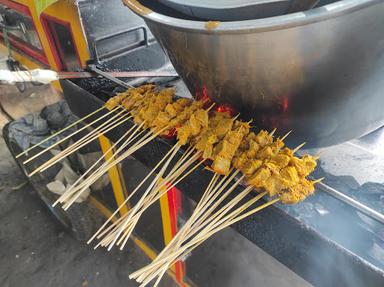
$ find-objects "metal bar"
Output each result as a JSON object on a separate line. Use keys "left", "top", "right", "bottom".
{"left": 88, "top": 65, "right": 133, "bottom": 89}
{"left": 318, "top": 182, "right": 384, "bottom": 224}
{"left": 58, "top": 71, "right": 178, "bottom": 79}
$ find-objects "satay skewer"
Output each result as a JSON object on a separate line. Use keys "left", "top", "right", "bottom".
{"left": 131, "top": 171, "right": 241, "bottom": 280}
{"left": 53, "top": 122, "right": 145, "bottom": 207}
{"left": 88, "top": 143, "right": 182, "bottom": 245}
{"left": 63, "top": 125, "right": 150, "bottom": 199}
{"left": 96, "top": 146, "right": 202, "bottom": 249}
{"left": 16, "top": 106, "right": 108, "bottom": 159}
{"left": 280, "top": 130, "right": 292, "bottom": 141}
{"left": 102, "top": 144, "right": 182, "bottom": 250}
{"left": 26, "top": 108, "right": 128, "bottom": 173}
{"left": 65, "top": 126, "right": 169, "bottom": 208}
{"left": 94, "top": 146, "right": 193, "bottom": 249}
{"left": 100, "top": 147, "right": 201, "bottom": 250}
{"left": 292, "top": 142, "right": 306, "bottom": 154}
{"left": 168, "top": 171, "right": 240, "bottom": 246}
{"left": 23, "top": 106, "right": 122, "bottom": 165}
{"left": 62, "top": 127, "right": 166, "bottom": 210}
{"left": 133, "top": 128, "right": 317, "bottom": 285}
{"left": 269, "top": 128, "right": 277, "bottom": 137}
{"left": 28, "top": 111, "right": 132, "bottom": 176}
{"left": 132, "top": 173, "right": 247, "bottom": 282}
{"left": 135, "top": 193, "right": 275, "bottom": 286}
{"left": 117, "top": 155, "right": 204, "bottom": 251}
{"left": 110, "top": 158, "right": 204, "bottom": 253}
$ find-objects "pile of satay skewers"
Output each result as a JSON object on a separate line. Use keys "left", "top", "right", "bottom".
{"left": 18, "top": 84, "right": 321, "bottom": 287}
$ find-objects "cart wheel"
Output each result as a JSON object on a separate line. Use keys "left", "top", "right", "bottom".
{"left": 2, "top": 122, "right": 103, "bottom": 242}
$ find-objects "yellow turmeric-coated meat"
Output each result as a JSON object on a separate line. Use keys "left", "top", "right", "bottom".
{"left": 151, "top": 98, "right": 193, "bottom": 132}
{"left": 177, "top": 108, "right": 209, "bottom": 145}
{"left": 132, "top": 88, "right": 174, "bottom": 128}
{"left": 194, "top": 111, "right": 234, "bottom": 159}
{"left": 230, "top": 126, "right": 318, "bottom": 202}
{"left": 170, "top": 100, "right": 205, "bottom": 131}
{"left": 104, "top": 85, "right": 320, "bottom": 205}
{"left": 279, "top": 178, "right": 315, "bottom": 204}
{"left": 211, "top": 120, "right": 250, "bottom": 175}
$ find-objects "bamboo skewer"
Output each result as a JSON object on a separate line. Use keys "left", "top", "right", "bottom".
{"left": 158, "top": 198, "right": 276, "bottom": 280}
{"left": 135, "top": 194, "right": 275, "bottom": 285}
{"left": 140, "top": 200, "right": 282, "bottom": 287}
{"left": 62, "top": 125, "right": 150, "bottom": 202}
{"left": 188, "top": 189, "right": 266, "bottom": 250}
{"left": 23, "top": 106, "right": 122, "bottom": 165}
{"left": 53, "top": 122, "right": 143, "bottom": 207}
{"left": 58, "top": 127, "right": 151, "bottom": 209}
{"left": 131, "top": 182, "right": 222, "bottom": 281}
{"left": 118, "top": 156, "right": 204, "bottom": 251}
{"left": 27, "top": 109, "right": 127, "bottom": 173}
{"left": 114, "top": 159, "right": 204, "bottom": 252}
{"left": 55, "top": 124, "right": 142, "bottom": 205}
{"left": 87, "top": 144, "right": 181, "bottom": 245}
{"left": 133, "top": 163, "right": 278, "bottom": 283}
{"left": 165, "top": 171, "right": 241, "bottom": 252}
{"left": 105, "top": 150, "right": 201, "bottom": 250}
{"left": 40, "top": 110, "right": 130, "bottom": 168}
{"left": 94, "top": 142, "right": 183, "bottom": 249}
{"left": 132, "top": 172, "right": 246, "bottom": 281}
{"left": 61, "top": 122, "right": 145, "bottom": 201}
{"left": 292, "top": 142, "right": 306, "bottom": 154}
{"left": 280, "top": 130, "right": 292, "bottom": 141}
{"left": 28, "top": 112, "right": 132, "bottom": 176}
{"left": 95, "top": 144, "right": 203, "bottom": 251}
{"left": 132, "top": 171, "right": 242, "bottom": 279}
{"left": 109, "top": 148, "right": 200, "bottom": 249}
{"left": 62, "top": 131, "right": 154, "bottom": 209}
{"left": 62, "top": 127, "right": 164, "bottom": 210}
{"left": 16, "top": 106, "right": 108, "bottom": 159}
{"left": 101, "top": 144, "right": 182, "bottom": 250}
{"left": 208, "top": 198, "right": 280, "bottom": 237}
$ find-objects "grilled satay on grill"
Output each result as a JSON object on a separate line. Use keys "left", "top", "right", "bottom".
{"left": 104, "top": 84, "right": 156, "bottom": 111}
{"left": 103, "top": 85, "right": 319, "bottom": 204}
{"left": 194, "top": 111, "right": 234, "bottom": 159}
{"left": 232, "top": 130, "right": 318, "bottom": 204}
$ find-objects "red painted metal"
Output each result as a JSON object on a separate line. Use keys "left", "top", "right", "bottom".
{"left": 0, "top": 0, "right": 29, "bottom": 14}
{"left": 166, "top": 184, "right": 187, "bottom": 286}
{"left": 0, "top": 0, "right": 48, "bottom": 65}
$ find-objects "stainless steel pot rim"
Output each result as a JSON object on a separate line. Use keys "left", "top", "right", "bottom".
{"left": 159, "top": 0, "right": 290, "bottom": 9}
{"left": 125, "top": 0, "right": 381, "bottom": 33}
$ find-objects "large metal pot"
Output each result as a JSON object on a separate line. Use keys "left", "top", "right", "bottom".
{"left": 123, "top": 0, "right": 384, "bottom": 147}
{"left": 157, "top": 0, "right": 292, "bottom": 20}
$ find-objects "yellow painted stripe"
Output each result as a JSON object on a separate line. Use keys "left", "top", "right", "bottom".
{"left": 159, "top": 191, "right": 173, "bottom": 245}
{"left": 98, "top": 135, "right": 129, "bottom": 215}
{"left": 159, "top": 189, "right": 178, "bottom": 275}
{"left": 89, "top": 196, "right": 118, "bottom": 222}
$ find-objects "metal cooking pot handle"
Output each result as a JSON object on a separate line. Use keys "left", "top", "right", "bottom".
{"left": 92, "top": 26, "right": 149, "bottom": 64}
